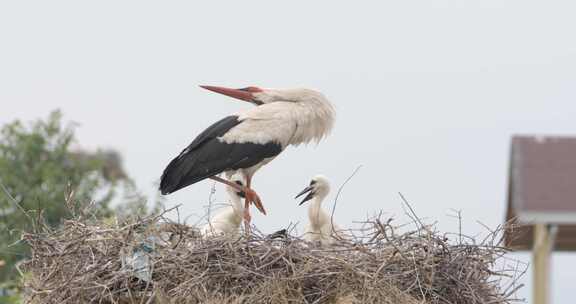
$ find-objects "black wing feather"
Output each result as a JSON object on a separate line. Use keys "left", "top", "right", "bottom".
{"left": 160, "top": 116, "right": 282, "bottom": 194}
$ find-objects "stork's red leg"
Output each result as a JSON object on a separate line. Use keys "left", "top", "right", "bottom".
{"left": 209, "top": 176, "right": 244, "bottom": 191}
{"left": 243, "top": 179, "right": 252, "bottom": 233}
{"left": 244, "top": 177, "right": 266, "bottom": 215}
{"left": 242, "top": 176, "right": 255, "bottom": 233}
{"left": 208, "top": 175, "right": 266, "bottom": 234}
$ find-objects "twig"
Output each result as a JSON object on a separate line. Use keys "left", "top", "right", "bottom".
{"left": 0, "top": 178, "right": 34, "bottom": 224}
{"left": 398, "top": 192, "right": 425, "bottom": 230}
{"left": 330, "top": 165, "right": 362, "bottom": 239}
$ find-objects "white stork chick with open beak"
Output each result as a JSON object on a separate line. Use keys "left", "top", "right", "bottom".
{"left": 295, "top": 175, "right": 341, "bottom": 246}
{"left": 160, "top": 86, "right": 335, "bottom": 231}
{"left": 201, "top": 173, "right": 246, "bottom": 238}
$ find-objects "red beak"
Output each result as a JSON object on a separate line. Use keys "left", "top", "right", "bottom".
{"left": 200, "top": 85, "right": 254, "bottom": 102}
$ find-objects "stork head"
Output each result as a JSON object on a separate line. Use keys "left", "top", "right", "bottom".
{"left": 200, "top": 85, "right": 332, "bottom": 107}
{"left": 226, "top": 173, "right": 246, "bottom": 199}
{"left": 295, "top": 175, "right": 331, "bottom": 205}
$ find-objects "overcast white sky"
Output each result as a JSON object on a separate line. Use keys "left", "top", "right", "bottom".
{"left": 1, "top": 1, "right": 574, "bottom": 302}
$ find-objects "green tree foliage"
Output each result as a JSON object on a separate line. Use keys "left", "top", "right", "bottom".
{"left": 0, "top": 111, "right": 135, "bottom": 282}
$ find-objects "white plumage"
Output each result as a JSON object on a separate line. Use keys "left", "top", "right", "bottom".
{"left": 219, "top": 88, "right": 336, "bottom": 178}
{"left": 201, "top": 173, "right": 246, "bottom": 238}
{"left": 296, "top": 175, "right": 341, "bottom": 246}
{"left": 223, "top": 88, "right": 336, "bottom": 146}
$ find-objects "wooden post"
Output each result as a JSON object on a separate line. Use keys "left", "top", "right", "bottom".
{"left": 533, "top": 224, "right": 554, "bottom": 304}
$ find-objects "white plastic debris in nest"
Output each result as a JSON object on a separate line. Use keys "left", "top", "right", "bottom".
{"left": 121, "top": 236, "right": 158, "bottom": 282}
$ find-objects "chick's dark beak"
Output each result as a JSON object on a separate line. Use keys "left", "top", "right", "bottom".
{"left": 234, "top": 180, "right": 246, "bottom": 198}
{"left": 295, "top": 186, "right": 315, "bottom": 205}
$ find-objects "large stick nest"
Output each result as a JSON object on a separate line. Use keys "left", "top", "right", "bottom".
{"left": 21, "top": 206, "right": 523, "bottom": 304}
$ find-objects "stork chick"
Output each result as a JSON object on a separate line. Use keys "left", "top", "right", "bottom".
{"left": 295, "top": 175, "right": 341, "bottom": 246}
{"left": 201, "top": 174, "right": 246, "bottom": 238}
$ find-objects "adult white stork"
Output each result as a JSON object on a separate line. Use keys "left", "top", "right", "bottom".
{"left": 295, "top": 175, "right": 342, "bottom": 246}
{"left": 160, "top": 85, "right": 335, "bottom": 230}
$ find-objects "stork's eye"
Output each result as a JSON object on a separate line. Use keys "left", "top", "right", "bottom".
{"left": 310, "top": 180, "right": 316, "bottom": 186}
{"left": 234, "top": 180, "right": 243, "bottom": 186}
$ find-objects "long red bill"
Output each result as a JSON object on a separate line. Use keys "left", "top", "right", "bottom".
{"left": 200, "top": 85, "right": 253, "bottom": 102}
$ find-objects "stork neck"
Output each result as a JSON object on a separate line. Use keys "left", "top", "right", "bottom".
{"left": 289, "top": 99, "right": 335, "bottom": 145}
{"left": 308, "top": 192, "right": 327, "bottom": 225}
{"left": 229, "top": 194, "right": 244, "bottom": 216}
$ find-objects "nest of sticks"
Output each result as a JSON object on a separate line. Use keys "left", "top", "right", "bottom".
{"left": 20, "top": 204, "right": 524, "bottom": 304}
